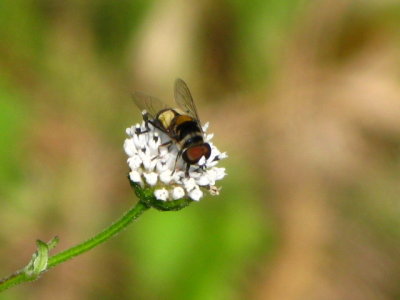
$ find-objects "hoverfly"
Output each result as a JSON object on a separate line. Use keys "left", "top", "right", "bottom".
{"left": 133, "top": 79, "right": 211, "bottom": 175}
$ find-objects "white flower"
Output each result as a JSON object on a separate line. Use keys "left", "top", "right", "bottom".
{"left": 143, "top": 172, "right": 158, "bottom": 186}
{"left": 154, "top": 188, "right": 169, "bottom": 201}
{"left": 124, "top": 121, "right": 226, "bottom": 201}
{"left": 129, "top": 171, "right": 142, "bottom": 183}
{"left": 189, "top": 188, "right": 203, "bottom": 201}
{"left": 172, "top": 187, "right": 185, "bottom": 200}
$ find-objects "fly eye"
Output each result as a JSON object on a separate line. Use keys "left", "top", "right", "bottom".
{"left": 183, "top": 144, "right": 211, "bottom": 164}
{"left": 203, "top": 143, "right": 211, "bottom": 159}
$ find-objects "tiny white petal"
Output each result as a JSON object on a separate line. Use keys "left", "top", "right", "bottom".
{"left": 173, "top": 171, "right": 185, "bottom": 183}
{"left": 159, "top": 147, "right": 169, "bottom": 157}
{"left": 183, "top": 178, "right": 197, "bottom": 191}
{"left": 142, "top": 156, "right": 154, "bottom": 171}
{"left": 156, "top": 159, "right": 169, "bottom": 173}
{"left": 133, "top": 134, "right": 144, "bottom": 148}
{"left": 219, "top": 152, "right": 228, "bottom": 159}
{"left": 205, "top": 133, "right": 214, "bottom": 141}
{"left": 198, "top": 156, "right": 206, "bottom": 166}
{"left": 129, "top": 171, "right": 142, "bottom": 183}
{"left": 206, "top": 160, "right": 219, "bottom": 168}
{"left": 189, "top": 188, "right": 203, "bottom": 201}
{"left": 149, "top": 137, "right": 160, "bottom": 151}
{"left": 172, "top": 187, "right": 185, "bottom": 199}
{"left": 154, "top": 188, "right": 169, "bottom": 201}
{"left": 196, "top": 174, "right": 210, "bottom": 186}
{"left": 143, "top": 172, "right": 158, "bottom": 186}
{"left": 206, "top": 169, "right": 217, "bottom": 181}
{"left": 214, "top": 167, "right": 226, "bottom": 180}
{"left": 138, "top": 147, "right": 149, "bottom": 159}
{"left": 124, "top": 139, "right": 136, "bottom": 156}
{"left": 159, "top": 170, "right": 173, "bottom": 184}
{"left": 128, "top": 155, "right": 142, "bottom": 170}
{"left": 189, "top": 170, "right": 201, "bottom": 178}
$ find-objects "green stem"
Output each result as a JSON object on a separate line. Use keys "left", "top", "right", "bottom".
{"left": 0, "top": 200, "right": 150, "bottom": 292}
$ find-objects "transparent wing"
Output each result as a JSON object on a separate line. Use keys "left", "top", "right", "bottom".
{"left": 132, "top": 91, "right": 169, "bottom": 119}
{"left": 174, "top": 78, "right": 202, "bottom": 126}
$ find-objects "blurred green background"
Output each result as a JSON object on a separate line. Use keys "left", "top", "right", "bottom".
{"left": 1, "top": 0, "right": 400, "bottom": 299}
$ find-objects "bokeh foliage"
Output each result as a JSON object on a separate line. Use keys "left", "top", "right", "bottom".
{"left": 1, "top": 0, "right": 400, "bottom": 299}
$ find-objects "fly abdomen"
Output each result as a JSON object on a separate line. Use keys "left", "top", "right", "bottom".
{"left": 176, "top": 120, "right": 202, "bottom": 141}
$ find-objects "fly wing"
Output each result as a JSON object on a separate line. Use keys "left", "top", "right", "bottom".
{"left": 174, "top": 78, "right": 203, "bottom": 132}
{"left": 132, "top": 91, "right": 169, "bottom": 119}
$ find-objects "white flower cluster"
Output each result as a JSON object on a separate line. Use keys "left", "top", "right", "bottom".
{"left": 124, "top": 121, "right": 227, "bottom": 201}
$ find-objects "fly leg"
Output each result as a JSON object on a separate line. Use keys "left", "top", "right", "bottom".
{"left": 171, "top": 149, "right": 183, "bottom": 176}
{"left": 174, "top": 150, "right": 190, "bottom": 177}
{"left": 157, "top": 140, "right": 173, "bottom": 155}
{"left": 185, "top": 163, "right": 190, "bottom": 177}
{"left": 136, "top": 111, "right": 158, "bottom": 135}
{"left": 160, "top": 140, "right": 172, "bottom": 148}
{"left": 151, "top": 140, "right": 173, "bottom": 161}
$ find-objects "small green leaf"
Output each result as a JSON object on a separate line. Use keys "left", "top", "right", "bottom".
{"left": 47, "top": 236, "right": 60, "bottom": 250}
{"left": 32, "top": 240, "right": 48, "bottom": 275}
{"left": 24, "top": 237, "right": 59, "bottom": 278}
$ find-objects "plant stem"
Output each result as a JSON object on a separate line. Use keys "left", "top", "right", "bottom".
{"left": 0, "top": 200, "right": 150, "bottom": 292}
{"left": 48, "top": 201, "right": 149, "bottom": 268}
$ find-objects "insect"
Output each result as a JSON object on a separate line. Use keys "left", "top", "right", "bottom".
{"left": 133, "top": 78, "right": 211, "bottom": 175}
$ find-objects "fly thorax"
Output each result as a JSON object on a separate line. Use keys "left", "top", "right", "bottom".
{"left": 174, "top": 115, "right": 193, "bottom": 126}
{"left": 158, "top": 110, "right": 176, "bottom": 129}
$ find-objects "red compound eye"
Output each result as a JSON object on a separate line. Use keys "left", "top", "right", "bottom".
{"left": 183, "top": 144, "right": 211, "bottom": 164}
